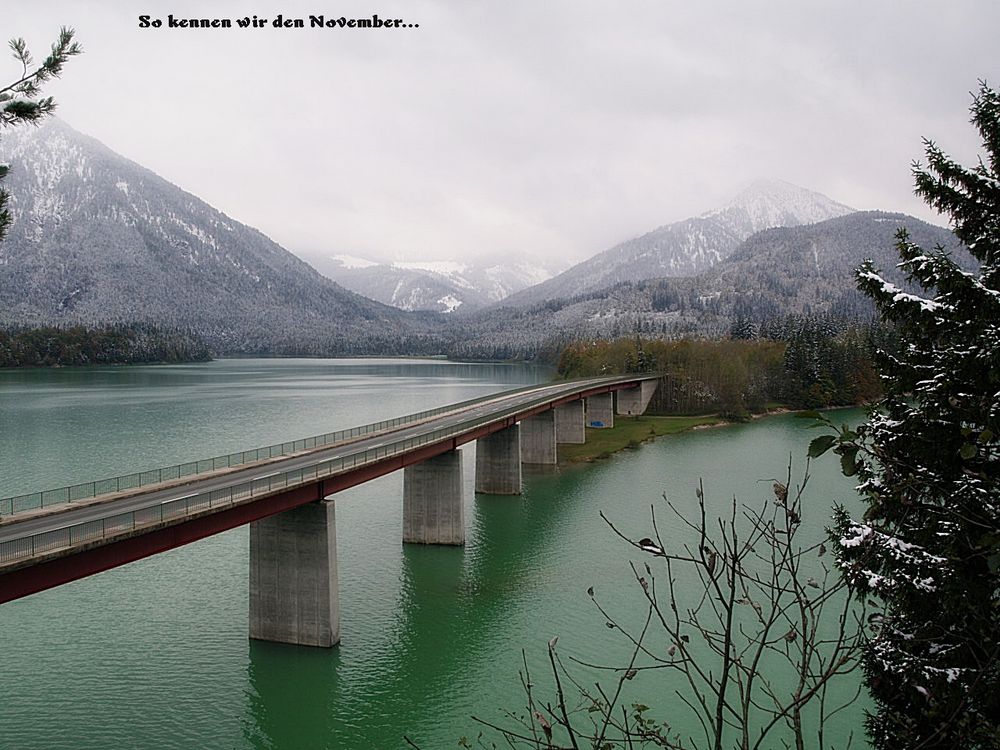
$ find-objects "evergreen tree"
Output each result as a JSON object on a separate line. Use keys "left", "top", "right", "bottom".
{"left": 817, "top": 82, "right": 1000, "bottom": 749}
{"left": 0, "top": 27, "right": 81, "bottom": 240}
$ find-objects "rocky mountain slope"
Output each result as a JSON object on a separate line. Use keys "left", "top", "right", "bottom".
{"left": 304, "top": 253, "right": 562, "bottom": 313}
{"left": 0, "top": 119, "right": 443, "bottom": 354}
{"left": 501, "top": 179, "right": 855, "bottom": 307}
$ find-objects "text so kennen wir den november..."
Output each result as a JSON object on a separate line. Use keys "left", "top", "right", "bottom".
{"left": 138, "top": 15, "right": 418, "bottom": 29}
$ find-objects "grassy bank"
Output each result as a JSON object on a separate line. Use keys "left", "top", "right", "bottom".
{"left": 558, "top": 414, "right": 724, "bottom": 463}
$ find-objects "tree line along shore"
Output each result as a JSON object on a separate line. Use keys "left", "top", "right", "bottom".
{"left": 557, "top": 319, "right": 885, "bottom": 418}
{"left": 0, "top": 325, "right": 211, "bottom": 368}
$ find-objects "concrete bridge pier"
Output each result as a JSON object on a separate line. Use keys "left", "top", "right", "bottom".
{"left": 520, "top": 411, "right": 557, "bottom": 464}
{"left": 617, "top": 380, "right": 658, "bottom": 417}
{"left": 403, "top": 449, "right": 465, "bottom": 545}
{"left": 555, "top": 401, "right": 585, "bottom": 444}
{"left": 475, "top": 424, "right": 522, "bottom": 494}
{"left": 586, "top": 393, "right": 614, "bottom": 428}
{"left": 249, "top": 499, "right": 339, "bottom": 648}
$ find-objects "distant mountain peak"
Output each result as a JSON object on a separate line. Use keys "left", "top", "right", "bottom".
{"left": 705, "top": 179, "right": 855, "bottom": 236}
{"left": 304, "top": 252, "right": 563, "bottom": 313}
{"left": 723, "top": 177, "right": 817, "bottom": 202}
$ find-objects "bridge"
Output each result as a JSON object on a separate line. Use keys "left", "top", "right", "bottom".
{"left": 0, "top": 374, "right": 658, "bottom": 647}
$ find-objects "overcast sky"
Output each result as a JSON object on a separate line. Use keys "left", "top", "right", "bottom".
{"left": 6, "top": 1, "right": 999, "bottom": 266}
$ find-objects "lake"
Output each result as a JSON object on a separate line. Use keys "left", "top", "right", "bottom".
{"left": 0, "top": 358, "right": 866, "bottom": 749}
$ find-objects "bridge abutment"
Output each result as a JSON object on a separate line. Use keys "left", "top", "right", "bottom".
{"left": 617, "top": 380, "right": 658, "bottom": 416}
{"left": 586, "top": 393, "right": 614, "bottom": 428}
{"left": 555, "top": 401, "right": 586, "bottom": 444}
{"left": 475, "top": 424, "right": 522, "bottom": 494}
{"left": 249, "top": 499, "right": 339, "bottom": 648}
{"left": 520, "top": 411, "right": 557, "bottom": 464}
{"left": 403, "top": 449, "right": 465, "bottom": 545}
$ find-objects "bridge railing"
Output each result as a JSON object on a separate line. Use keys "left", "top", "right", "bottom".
{"left": 0, "top": 375, "right": 649, "bottom": 565}
{"left": 0, "top": 410, "right": 483, "bottom": 563}
{"left": 0, "top": 379, "right": 578, "bottom": 517}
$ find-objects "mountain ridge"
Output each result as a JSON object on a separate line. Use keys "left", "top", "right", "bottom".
{"left": 500, "top": 179, "right": 855, "bottom": 308}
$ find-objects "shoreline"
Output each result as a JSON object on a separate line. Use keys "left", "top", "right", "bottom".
{"left": 558, "top": 414, "right": 725, "bottom": 464}
{"left": 559, "top": 405, "right": 853, "bottom": 464}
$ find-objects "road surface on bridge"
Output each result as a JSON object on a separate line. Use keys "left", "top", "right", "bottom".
{"left": 0, "top": 374, "right": 656, "bottom": 567}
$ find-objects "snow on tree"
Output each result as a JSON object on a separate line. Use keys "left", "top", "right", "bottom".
{"left": 813, "top": 82, "right": 1000, "bottom": 749}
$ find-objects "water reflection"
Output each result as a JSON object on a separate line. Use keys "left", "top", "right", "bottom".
{"left": 238, "top": 459, "right": 593, "bottom": 749}
{"left": 244, "top": 640, "right": 343, "bottom": 749}
{"left": 341, "top": 467, "right": 595, "bottom": 747}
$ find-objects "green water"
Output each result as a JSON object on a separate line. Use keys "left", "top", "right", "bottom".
{"left": 0, "top": 359, "right": 866, "bottom": 749}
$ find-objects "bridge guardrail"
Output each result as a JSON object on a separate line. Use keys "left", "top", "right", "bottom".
{"left": 0, "top": 379, "right": 562, "bottom": 517}
{"left": 0, "top": 375, "right": 652, "bottom": 566}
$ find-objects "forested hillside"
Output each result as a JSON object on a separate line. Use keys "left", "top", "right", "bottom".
{"left": 0, "top": 119, "right": 445, "bottom": 355}
{"left": 446, "top": 212, "right": 964, "bottom": 360}
{"left": 0, "top": 325, "right": 211, "bottom": 367}
{"left": 558, "top": 317, "right": 884, "bottom": 418}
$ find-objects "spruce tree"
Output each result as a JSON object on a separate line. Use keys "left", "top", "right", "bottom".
{"left": 819, "top": 82, "right": 1000, "bottom": 749}
{"left": 0, "top": 27, "right": 81, "bottom": 240}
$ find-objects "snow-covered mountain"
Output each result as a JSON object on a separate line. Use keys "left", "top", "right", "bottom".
{"left": 304, "top": 252, "right": 564, "bottom": 313}
{"left": 447, "top": 211, "right": 966, "bottom": 360}
{"left": 0, "top": 118, "right": 442, "bottom": 354}
{"left": 501, "top": 179, "right": 855, "bottom": 307}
